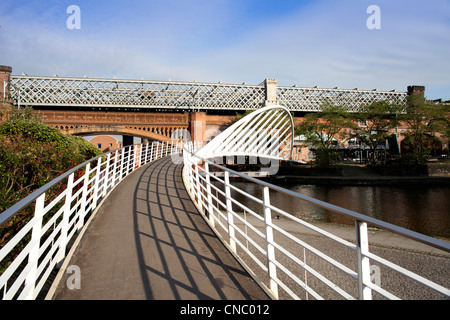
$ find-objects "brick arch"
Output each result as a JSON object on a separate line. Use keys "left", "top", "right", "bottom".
{"left": 51, "top": 124, "right": 180, "bottom": 142}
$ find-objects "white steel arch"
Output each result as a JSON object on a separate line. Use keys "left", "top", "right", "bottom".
{"left": 195, "top": 105, "right": 294, "bottom": 161}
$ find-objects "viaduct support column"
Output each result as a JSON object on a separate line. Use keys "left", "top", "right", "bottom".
{"left": 0, "top": 65, "right": 12, "bottom": 99}
{"left": 190, "top": 111, "right": 206, "bottom": 143}
{"left": 264, "top": 78, "right": 278, "bottom": 106}
{"left": 0, "top": 65, "right": 13, "bottom": 122}
{"left": 407, "top": 85, "right": 425, "bottom": 97}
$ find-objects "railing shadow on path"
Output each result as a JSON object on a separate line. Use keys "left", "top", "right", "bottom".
{"left": 49, "top": 157, "right": 269, "bottom": 300}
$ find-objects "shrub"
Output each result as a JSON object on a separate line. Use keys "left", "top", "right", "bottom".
{"left": 0, "top": 114, "right": 101, "bottom": 238}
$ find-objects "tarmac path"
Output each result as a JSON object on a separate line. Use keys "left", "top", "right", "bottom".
{"left": 49, "top": 156, "right": 269, "bottom": 300}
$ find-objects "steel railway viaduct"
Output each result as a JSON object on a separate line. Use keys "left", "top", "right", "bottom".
{"left": 0, "top": 65, "right": 414, "bottom": 146}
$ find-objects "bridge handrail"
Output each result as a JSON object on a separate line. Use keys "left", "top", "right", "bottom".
{"left": 182, "top": 142, "right": 450, "bottom": 300}
{"left": 0, "top": 140, "right": 182, "bottom": 300}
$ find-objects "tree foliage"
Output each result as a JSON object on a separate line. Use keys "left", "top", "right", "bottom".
{"left": 352, "top": 101, "right": 401, "bottom": 164}
{"left": 0, "top": 107, "right": 101, "bottom": 273}
{"left": 0, "top": 107, "right": 100, "bottom": 213}
{"left": 399, "top": 95, "right": 449, "bottom": 163}
{"left": 294, "top": 96, "right": 449, "bottom": 167}
{"left": 295, "top": 102, "right": 355, "bottom": 167}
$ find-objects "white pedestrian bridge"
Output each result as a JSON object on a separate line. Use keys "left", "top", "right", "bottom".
{"left": 0, "top": 106, "right": 449, "bottom": 300}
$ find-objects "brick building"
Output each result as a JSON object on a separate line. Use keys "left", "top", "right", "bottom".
{"left": 89, "top": 135, "right": 122, "bottom": 153}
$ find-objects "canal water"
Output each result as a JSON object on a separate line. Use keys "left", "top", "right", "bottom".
{"left": 229, "top": 181, "right": 450, "bottom": 239}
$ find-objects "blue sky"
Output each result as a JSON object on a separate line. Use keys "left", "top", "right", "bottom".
{"left": 1, "top": 0, "right": 449, "bottom": 99}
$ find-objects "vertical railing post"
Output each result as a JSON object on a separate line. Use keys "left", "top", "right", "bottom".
{"left": 144, "top": 142, "right": 149, "bottom": 164}
{"left": 138, "top": 144, "right": 143, "bottom": 167}
{"left": 127, "top": 146, "right": 132, "bottom": 174}
{"left": 133, "top": 145, "right": 137, "bottom": 171}
{"left": 356, "top": 220, "right": 372, "bottom": 300}
{"left": 224, "top": 171, "right": 236, "bottom": 253}
{"left": 123, "top": 147, "right": 128, "bottom": 175}
{"left": 185, "top": 150, "right": 193, "bottom": 194}
{"left": 56, "top": 172, "right": 74, "bottom": 268}
{"left": 77, "top": 162, "right": 91, "bottom": 231}
{"left": 188, "top": 150, "right": 195, "bottom": 197}
{"left": 119, "top": 148, "right": 125, "bottom": 181}
{"left": 263, "top": 186, "right": 278, "bottom": 299}
{"left": 102, "top": 153, "right": 111, "bottom": 198}
{"left": 112, "top": 151, "right": 118, "bottom": 187}
{"left": 149, "top": 142, "right": 153, "bottom": 162}
{"left": 23, "top": 193, "right": 45, "bottom": 299}
{"left": 194, "top": 163, "right": 202, "bottom": 211}
{"left": 204, "top": 162, "right": 215, "bottom": 228}
{"left": 92, "top": 157, "right": 102, "bottom": 208}
{"left": 150, "top": 143, "right": 154, "bottom": 161}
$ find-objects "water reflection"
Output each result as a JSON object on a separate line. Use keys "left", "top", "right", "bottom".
{"left": 228, "top": 181, "right": 450, "bottom": 239}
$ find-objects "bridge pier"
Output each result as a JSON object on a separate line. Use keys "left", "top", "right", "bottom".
{"left": 264, "top": 78, "right": 278, "bottom": 106}
{"left": 0, "top": 66, "right": 13, "bottom": 122}
{"left": 0, "top": 65, "right": 12, "bottom": 99}
{"left": 190, "top": 112, "right": 206, "bottom": 142}
{"left": 0, "top": 98, "right": 13, "bottom": 122}
{"left": 189, "top": 112, "right": 235, "bottom": 143}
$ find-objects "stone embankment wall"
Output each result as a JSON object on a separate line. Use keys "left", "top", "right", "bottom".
{"left": 374, "top": 163, "right": 450, "bottom": 176}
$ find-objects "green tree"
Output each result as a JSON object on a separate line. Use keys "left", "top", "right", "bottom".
{"left": 352, "top": 101, "right": 401, "bottom": 164}
{"left": 433, "top": 102, "right": 450, "bottom": 146}
{"left": 400, "top": 95, "right": 449, "bottom": 163}
{"left": 295, "top": 102, "right": 354, "bottom": 167}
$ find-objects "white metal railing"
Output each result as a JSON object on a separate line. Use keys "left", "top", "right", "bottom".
{"left": 182, "top": 142, "right": 450, "bottom": 300}
{"left": 0, "top": 140, "right": 183, "bottom": 300}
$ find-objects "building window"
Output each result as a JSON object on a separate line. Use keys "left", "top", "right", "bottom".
{"left": 358, "top": 120, "right": 367, "bottom": 127}
{"left": 109, "top": 143, "right": 113, "bottom": 147}
{"left": 97, "top": 143, "right": 101, "bottom": 148}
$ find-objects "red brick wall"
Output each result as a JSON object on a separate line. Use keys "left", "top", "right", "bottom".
{"left": 89, "top": 135, "right": 122, "bottom": 153}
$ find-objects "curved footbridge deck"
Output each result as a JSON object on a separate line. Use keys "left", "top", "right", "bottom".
{"left": 47, "top": 157, "right": 269, "bottom": 300}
